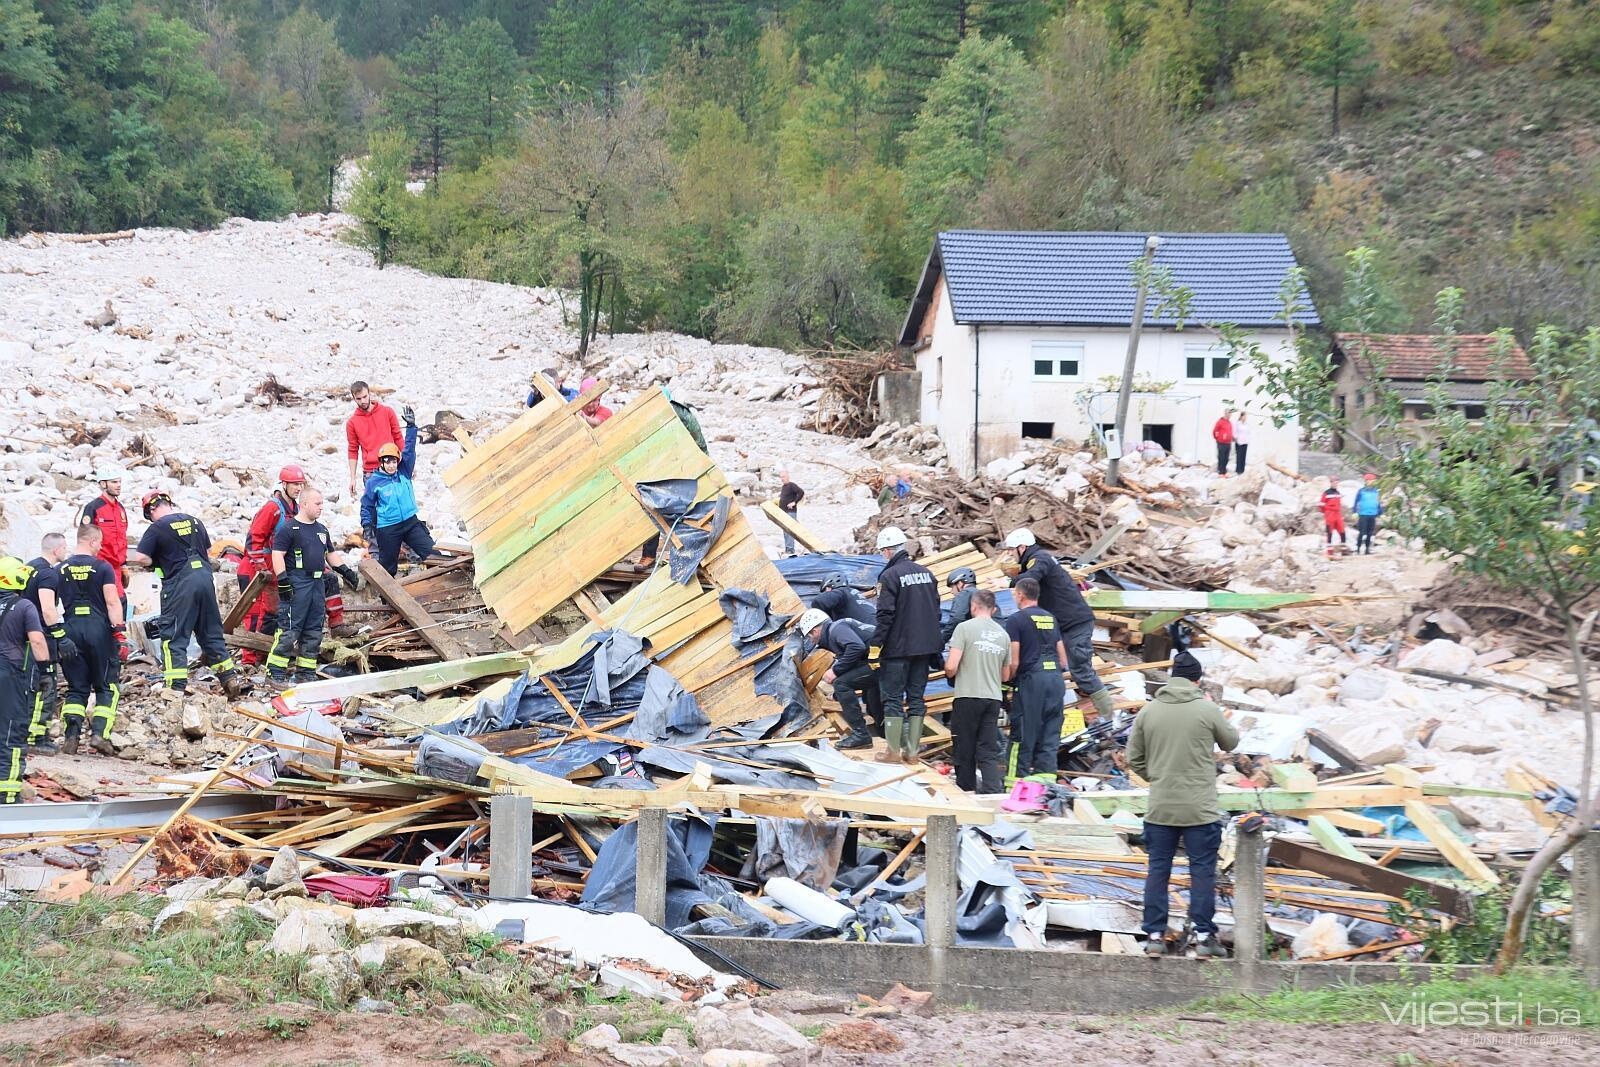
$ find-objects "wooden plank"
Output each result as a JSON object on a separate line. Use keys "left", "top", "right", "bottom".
{"left": 1283, "top": 808, "right": 1385, "bottom": 835}
{"left": 760, "top": 500, "right": 831, "bottom": 553}
{"left": 358, "top": 557, "right": 469, "bottom": 662}
{"left": 1403, "top": 799, "right": 1500, "bottom": 886}
{"left": 1306, "top": 815, "right": 1370, "bottom": 864}
{"left": 1267, "top": 837, "right": 1475, "bottom": 918}
{"left": 1267, "top": 763, "right": 1320, "bottom": 791}
{"left": 1076, "top": 785, "right": 1426, "bottom": 816}
{"left": 223, "top": 572, "right": 269, "bottom": 632}
{"left": 1382, "top": 764, "right": 1424, "bottom": 791}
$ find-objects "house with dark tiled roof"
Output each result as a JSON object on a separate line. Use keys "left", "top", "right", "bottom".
{"left": 1329, "top": 333, "right": 1532, "bottom": 451}
{"left": 898, "top": 231, "right": 1319, "bottom": 475}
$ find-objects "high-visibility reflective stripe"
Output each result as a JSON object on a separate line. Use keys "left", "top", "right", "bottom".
{"left": 61, "top": 702, "right": 86, "bottom": 721}
{"left": 161, "top": 640, "right": 187, "bottom": 682}
{"left": 212, "top": 657, "right": 236, "bottom": 673}
{"left": 294, "top": 656, "right": 317, "bottom": 670}
{"left": 266, "top": 653, "right": 291, "bottom": 668}
{"left": 1043, "top": 660, "right": 1057, "bottom": 671}
{"left": 73, "top": 605, "right": 92, "bottom": 615}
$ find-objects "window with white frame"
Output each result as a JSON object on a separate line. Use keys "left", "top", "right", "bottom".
{"left": 1031, "top": 340, "right": 1083, "bottom": 381}
{"left": 1184, "top": 343, "right": 1233, "bottom": 381}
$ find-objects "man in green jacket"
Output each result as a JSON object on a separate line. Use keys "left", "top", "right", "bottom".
{"left": 1126, "top": 650, "right": 1240, "bottom": 957}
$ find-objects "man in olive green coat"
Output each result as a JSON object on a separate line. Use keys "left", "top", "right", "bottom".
{"left": 1126, "top": 650, "right": 1240, "bottom": 957}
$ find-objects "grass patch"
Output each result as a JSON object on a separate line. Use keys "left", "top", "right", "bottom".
{"left": 1181, "top": 969, "right": 1600, "bottom": 1027}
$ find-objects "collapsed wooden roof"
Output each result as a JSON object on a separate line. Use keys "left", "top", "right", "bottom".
{"left": 443, "top": 382, "right": 803, "bottom": 728}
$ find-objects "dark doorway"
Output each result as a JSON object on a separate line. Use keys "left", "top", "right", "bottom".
{"left": 1141, "top": 423, "right": 1174, "bottom": 451}
{"left": 1021, "top": 422, "right": 1054, "bottom": 440}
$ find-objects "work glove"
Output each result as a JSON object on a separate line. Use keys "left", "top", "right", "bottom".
{"left": 56, "top": 636, "right": 80, "bottom": 665}
{"left": 336, "top": 564, "right": 360, "bottom": 591}
{"left": 38, "top": 661, "right": 54, "bottom": 677}
{"left": 113, "top": 625, "right": 130, "bottom": 661}
{"left": 362, "top": 526, "right": 378, "bottom": 547}
{"left": 401, "top": 405, "right": 416, "bottom": 428}
{"left": 866, "top": 645, "right": 881, "bottom": 666}
{"left": 277, "top": 576, "right": 295, "bottom": 603}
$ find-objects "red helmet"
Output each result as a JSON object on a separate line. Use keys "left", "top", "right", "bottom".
{"left": 141, "top": 490, "right": 174, "bottom": 519}
{"left": 279, "top": 464, "right": 307, "bottom": 484}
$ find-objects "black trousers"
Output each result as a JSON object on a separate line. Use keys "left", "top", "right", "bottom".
{"left": 0, "top": 658, "right": 28, "bottom": 803}
{"left": 877, "top": 655, "right": 929, "bottom": 720}
{"left": 62, "top": 613, "right": 120, "bottom": 739}
{"left": 159, "top": 566, "right": 235, "bottom": 687}
{"left": 27, "top": 634, "right": 57, "bottom": 742}
{"left": 1215, "top": 441, "right": 1231, "bottom": 474}
{"left": 269, "top": 575, "right": 327, "bottom": 676}
{"left": 832, "top": 662, "right": 878, "bottom": 733}
{"left": 1356, "top": 514, "right": 1378, "bottom": 552}
{"left": 951, "top": 697, "right": 1004, "bottom": 793}
{"left": 1234, "top": 443, "right": 1248, "bottom": 474}
{"left": 1143, "top": 820, "right": 1223, "bottom": 937}
{"left": 376, "top": 516, "right": 435, "bottom": 575}
{"left": 1015, "top": 670, "right": 1065, "bottom": 777}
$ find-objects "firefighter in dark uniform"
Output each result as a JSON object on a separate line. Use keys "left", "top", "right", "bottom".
{"left": 0, "top": 557, "right": 52, "bottom": 803}
{"left": 798, "top": 608, "right": 877, "bottom": 750}
{"left": 813, "top": 573, "right": 876, "bottom": 627}
{"left": 22, "top": 532, "right": 71, "bottom": 753}
{"left": 128, "top": 492, "right": 248, "bottom": 698}
{"left": 1003, "top": 527, "right": 1117, "bottom": 719}
{"left": 57, "top": 525, "right": 125, "bottom": 755}
{"left": 267, "top": 488, "right": 357, "bottom": 686}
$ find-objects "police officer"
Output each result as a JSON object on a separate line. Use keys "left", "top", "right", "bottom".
{"left": 57, "top": 525, "right": 124, "bottom": 755}
{"left": 798, "top": 608, "right": 877, "bottom": 750}
{"left": 868, "top": 526, "right": 941, "bottom": 764}
{"left": 128, "top": 491, "right": 248, "bottom": 697}
{"left": 267, "top": 488, "right": 357, "bottom": 686}
{"left": 1003, "top": 576, "right": 1070, "bottom": 778}
{"left": 1003, "top": 528, "right": 1115, "bottom": 719}
{"left": 813, "top": 573, "right": 876, "bottom": 627}
{"left": 940, "top": 566, "right": 978, "bottom": 645}
{"left": 23, "top": 532, "right": 71, "bottom": 752}
{"left": 0, "top": 557, "right": 51, "bottom": 803}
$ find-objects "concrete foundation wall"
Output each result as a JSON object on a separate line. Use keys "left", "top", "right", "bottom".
{"left": 876, "top": 370, "right": 922, "bottom": 427}
{"left": 687, "top": 937, "right": 1488, "bottom": 1012}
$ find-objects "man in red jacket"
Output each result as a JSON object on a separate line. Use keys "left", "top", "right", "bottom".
{"left": 1211, "top": 411, "right": 1234, "bottom": 477}
{"left": 237, "top": 466, "right": 305, "bottom": 664}
{"left": 346, "top": 380, "right": 403, "bottom": 498}
{"left": 76, "top": 469, "right": 129, "bottom": 661}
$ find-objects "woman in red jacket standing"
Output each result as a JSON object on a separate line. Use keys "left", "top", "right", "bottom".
{"left": 1211, "top": 411, "right": 1234, "bottom": 477}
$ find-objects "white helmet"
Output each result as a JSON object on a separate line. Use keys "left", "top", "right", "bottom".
{"left": 93, "top": 467, "right": 125, "bottom": 483}
{"left": 876, "top": 526, "right": 908, "bottom": 550}
{"left": 1004, "top": 528, "right": 1036, "bottom": 549}
{"left": 797, "top": 608, "right": 830, "bottom": 635}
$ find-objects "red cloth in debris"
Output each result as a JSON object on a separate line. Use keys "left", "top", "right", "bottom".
{"left": 302, "top": 874, "right": 391, "bottom": 906}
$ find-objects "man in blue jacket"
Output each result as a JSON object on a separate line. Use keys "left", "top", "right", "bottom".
{"left": 361, "top": 406, "right": 437, "bottom": 575}
{"left": 1354, "top": 473, "right": 1383, "bottom": 555}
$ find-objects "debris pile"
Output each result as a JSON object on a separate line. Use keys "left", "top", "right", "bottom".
{"left": 800, "top": 347, "right": 904, "bottom": 438}
{"left": 1418, "top": 572, "right": 1600, "bottom": 663}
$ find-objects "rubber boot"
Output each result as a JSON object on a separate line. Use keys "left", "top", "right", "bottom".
{"left": 1089, "top": 687, "right": 1117, "bottom": 718}
{"left": 220, "top": 671, "right": 249, "bottom": 700}
{"left": 902, "top": 715, "right": 925, "bottom": 761}
{"left": 876, "top": 718, "right": 904, "bottom": 763}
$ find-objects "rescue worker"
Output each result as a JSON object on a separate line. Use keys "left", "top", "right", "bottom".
{"left": 56, "top": 526, "right": 123, "bottom": 755}
{"left": 128, "top": 492, "right": 248, "bottom": 697}
{"left": 0, "top": 556, "right": 51, "bottom": 803}
{"left": 868, "top": 526, "right": 941, "bottom": 764}
{"left": 23, "top": 533, "right": 71, "bottom": 752}
{"left": 77, "top": 469, "right": 130, "bottom": 636}
{"left": 813, "top": 573, "right": 876, "bottom": 627}
{"left": 361, "top": 406, "right": 437, "bottom": 575}
{"left": 940, "top": 566, "right": 978, "bottom": 645}
{"left": 346, "top": 380, "right": 404, "bottom": 499}
{"left": 799, "top": 608, "right": 876, "bottom": 750}
{"left": 237, "top": 465, "right": 306, "bottom": 665}
{"left": 1004, "top": 577, "right": 1069, "bottom": 779}
{"left": 267, "top": 489, "right": 357, "bottom": 685}
{"left": 1003, "top": 529, "right": 1116, "bottom": 719}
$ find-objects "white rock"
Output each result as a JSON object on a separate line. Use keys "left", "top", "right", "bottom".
{"left": 352, "top": 935, "right": 448, "bottom": 980}
{"left": 694, "top": 1007, "right": 812, "bottom": 1065}
{"left": 1427, "top": 721, "right": 1500, "bottom": 755}
{"left": 1323, "top": 719, "right": 1408, "bottom": 766}
{"left": 1225, "top": 660, "right": 1299, "bottom": 696}
{"left": 1206, "top": 615, "right": 1262, "bottom": 646}
{"left": 299, "top": 951, "right": 361, "bottom": 1002}
{"left": 702, "top": 1053, "right": 781, "bottom": 1067}
{"left": 271, "top": 908, "right": 344, "bottom": 956}
{"left": 1398, "top": 639, "right": 1475, "bottom": 676}
{"left": 1338, "top": 668, "right": 1391, "bottom": 704}
{"left": 351, "top": 906, "right": 467, "bottom": 952}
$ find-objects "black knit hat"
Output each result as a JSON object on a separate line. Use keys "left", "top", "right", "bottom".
{"left": 1171, "top": 650, "right": 1204, "bottom": 682}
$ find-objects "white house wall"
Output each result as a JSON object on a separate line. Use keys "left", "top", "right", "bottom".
{"left": 923, "top": 323, "right": 1301, "bottom": 475}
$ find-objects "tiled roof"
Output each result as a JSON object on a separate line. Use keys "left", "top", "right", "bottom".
{"left": 901, "top": 231, "right": 1318, "bottom": 343}
{"left": 1334, "top": 333, "right": 1533, "bottom": 381}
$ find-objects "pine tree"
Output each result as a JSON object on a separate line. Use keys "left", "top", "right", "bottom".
{"left": 391, "top": 16, "right": 459, "bottom": 180}
{"left": 452, "top": 17, "right": 522, "bottom": 163}
{"left": 1303, "top": 0, "right": 1376, "bottom": 138}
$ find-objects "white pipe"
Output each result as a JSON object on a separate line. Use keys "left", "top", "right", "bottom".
{"left": 765, "top": 877, "right": 854, "bottom": 927}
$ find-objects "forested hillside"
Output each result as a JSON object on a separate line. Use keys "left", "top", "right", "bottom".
{"left": 4, "top": 1, "right": 1598, "bottom": 347}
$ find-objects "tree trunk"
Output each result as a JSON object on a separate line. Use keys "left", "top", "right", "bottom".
{"left": 326, "top": 164, "right": 336, "bottom": 213}
{"left": 1331, "top": 80, "right": 1341, "bottom": 139}
{"left": 577, "top": 251, "right": 594, "bottom": 359}
{"left": 1493, "top": 610, "right": 1596, "bottom": 973}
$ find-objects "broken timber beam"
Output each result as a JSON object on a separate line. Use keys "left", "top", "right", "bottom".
{"left": 222, "top": 572, "right": 268, "bottom": 632}
{"left": 1403, "top": 799, "right": 1500, "bottom": 887}
{"left": 760, "top": 500, "right": 831, "bottom": 553}
{"left": 359, "top": 557, "right": 469, "bottom": 662}
{"left": 1268, "top": 837, "right": 1475, "bottom": 919}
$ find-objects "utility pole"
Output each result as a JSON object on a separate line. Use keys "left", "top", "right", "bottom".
{"left": 1107, "top": 234, "right": 1161, "bottom": 488}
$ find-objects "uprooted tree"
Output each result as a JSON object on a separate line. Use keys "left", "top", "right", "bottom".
{"left": 1220, "top": 253, "right": 1600, "bottom": 972}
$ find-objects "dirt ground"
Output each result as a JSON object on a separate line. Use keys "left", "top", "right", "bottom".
{"left": 3, "top": 1003, "right": 1595, "bottom": 1066}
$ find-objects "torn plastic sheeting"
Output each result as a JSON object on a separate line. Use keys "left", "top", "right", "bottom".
{"left": 272, "top": 710, "right": 345, "bottom": 773}
{"left": 775, "top": 553, "right": 885, "bottom": 598}
{"left": 719, "top": 588, "right": 791, "bottom": 647}
{"left": 627, "top": 665, "right": 710, "bottom": 745}
{"left": 743, "top": 816, "right": 850, "bottom": 891}
{"left": 415, "top": 733, "right": 492, "bottom": 785}
{"left": 958, "top": 828, "right": 1047, "bottom": 950}
{"left": 579, "top": 813, "right": 720, "bottom": 930}
{"left": 748, "top": 740, "right": 937, "bottom": 803}
{"left": 632, "top": 744, "right": 816, "bottom": 791}
{"left": 636, "top": 478, "right": 731, "bottom": 585}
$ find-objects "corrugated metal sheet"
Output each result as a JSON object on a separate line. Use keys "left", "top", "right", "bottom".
{"left": 935, "top": 230, "right": 1320, "bottom": 328}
